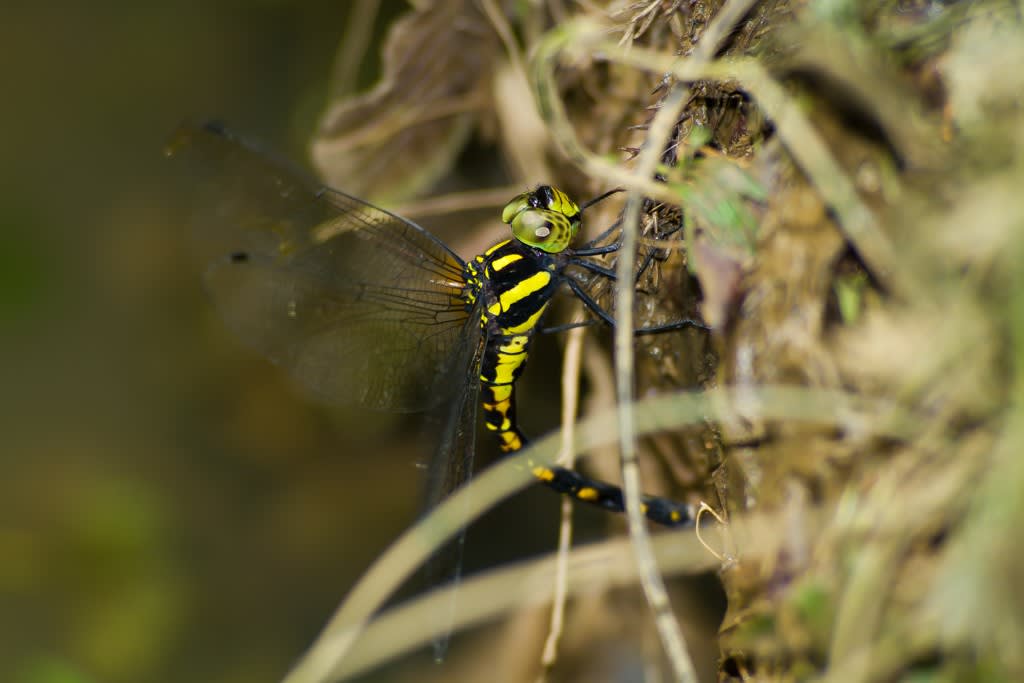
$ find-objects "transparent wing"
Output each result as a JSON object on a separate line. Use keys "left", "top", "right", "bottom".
{"left": 423, "top": 329, "right": 485, "bottom": 513}
{"left": 169, "top": 122, "right": 471, "bottom": 411}
{"left": 421, "top": 330, "right": 485, "bottom": 660}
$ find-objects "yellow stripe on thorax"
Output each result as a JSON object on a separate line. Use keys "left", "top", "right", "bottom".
{"left": 489, "top": 253, "right": 523, "bottom": 271}
{"left": 484, "top": 239, "right": 512, "bottom": 256}
{"left": 501, "top": 302, "right": 550, "bottom": 335}
{"left": 498, "top": 270, "right": 550, "bottom": 310}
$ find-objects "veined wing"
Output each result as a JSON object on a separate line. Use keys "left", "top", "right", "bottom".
{"left": 169, "top": 122, "right": 471, "bottom": 411}
{"left": 423, "top": 323, "right": 485, "bottom": 513}
{"left": 421, "top": 325, "right": 485, "bottom": 660}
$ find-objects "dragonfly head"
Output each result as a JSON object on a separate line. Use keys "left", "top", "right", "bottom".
{"left": 502, "top": 185, "right": 581, "bottom": 253}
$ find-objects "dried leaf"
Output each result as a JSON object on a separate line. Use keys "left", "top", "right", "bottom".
{"left": 311, "top": 0, "right": 499, "bottom": 203}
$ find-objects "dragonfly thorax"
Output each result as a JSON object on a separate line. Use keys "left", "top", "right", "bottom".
{"left": 468, "top": 238, "right": 561, "bottom": 337}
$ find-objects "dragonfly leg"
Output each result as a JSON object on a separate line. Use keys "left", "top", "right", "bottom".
{"left": 563, "top": 276, "right": 709, "bottom": 335}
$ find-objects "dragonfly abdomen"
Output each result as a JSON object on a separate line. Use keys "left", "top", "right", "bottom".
{"left": 480, "top": 378, "right": 525, "bottom": 454}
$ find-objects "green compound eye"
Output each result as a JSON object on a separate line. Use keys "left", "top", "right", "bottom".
{"left": 501, "top": 186, "right": 581, "bottom": 254}
{"left": 510, "top": 209, "right": 574, "bottom": 253}
{"left": 501, "top": 193, "right": 531, "bottom": 225}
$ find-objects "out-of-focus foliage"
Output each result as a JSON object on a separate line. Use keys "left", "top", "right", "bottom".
{"left": 0, "top": 3, "right": 428, "bottom": 683}
{"left": 311, "top": 0, "right": 499, "bottom": 204}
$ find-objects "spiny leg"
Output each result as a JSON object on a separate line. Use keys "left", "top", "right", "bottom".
{"left": 563, "top": 276, "right": 708, "bottom": 335}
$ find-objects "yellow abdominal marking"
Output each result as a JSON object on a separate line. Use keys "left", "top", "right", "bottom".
{"left": 500, "top": 432, "right": 522, "bottom": 452}
{"left": 490, "top": 384, "right": 512, "bottom": 402}
{"left": 532, "top": 466, "right": 555, "bottom": 482}
{"left": 576, "top": 487, "right": 599, "bottom": 501}
{"left": 487, "top": 397, "right": 513, "bottom": 431}
{"left": 490, "top": 350, "right": 527, "bottom": 385}
{"left": 499, "top": 336, "right": 529, "bottom": 354}
{"left": 487, "top": 385, "right": 512, "bottom": 401}
{"left": 484, "top": 415, "right": 512, "bottom": 431}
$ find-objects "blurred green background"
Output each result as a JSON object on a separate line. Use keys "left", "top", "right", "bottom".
{"left": 0, "top": 3, "right": 576, "bottom": 681}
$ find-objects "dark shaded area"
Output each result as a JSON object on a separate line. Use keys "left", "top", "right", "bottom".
{"left": 0, "top": 3, "right": 454, "bottom": 682}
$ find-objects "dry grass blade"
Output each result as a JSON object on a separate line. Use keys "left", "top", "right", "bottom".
{"left": 394, "top": 185, "right": 525, "bottom": 219}
{"left": 537, "top": 322, "right": 586, "bottom": 679}
{"left": 324, "top": 530, "right": 724, "bottom": 681}
{"left": 616, "top": 85, "right": 700, "bottom": 683}
{"left": 326, "top": 0, "right": 381, "bottom": 98}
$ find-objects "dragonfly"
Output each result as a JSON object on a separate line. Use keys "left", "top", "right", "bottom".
{"left": 169, "top": 121, "right": 706, "bottom": 534}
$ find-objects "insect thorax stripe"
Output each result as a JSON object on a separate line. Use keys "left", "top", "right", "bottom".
{"left": 489, "top": 253, "right": 523, "bottom": 271}
{"left": 497, "top": 270, "right": 551, "bottom": 311}
{"left": 501, "top": 302, "right": 549, "bottom": 335}
{"left": 484, "top": 239, "right": 512, "bottom": 256}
